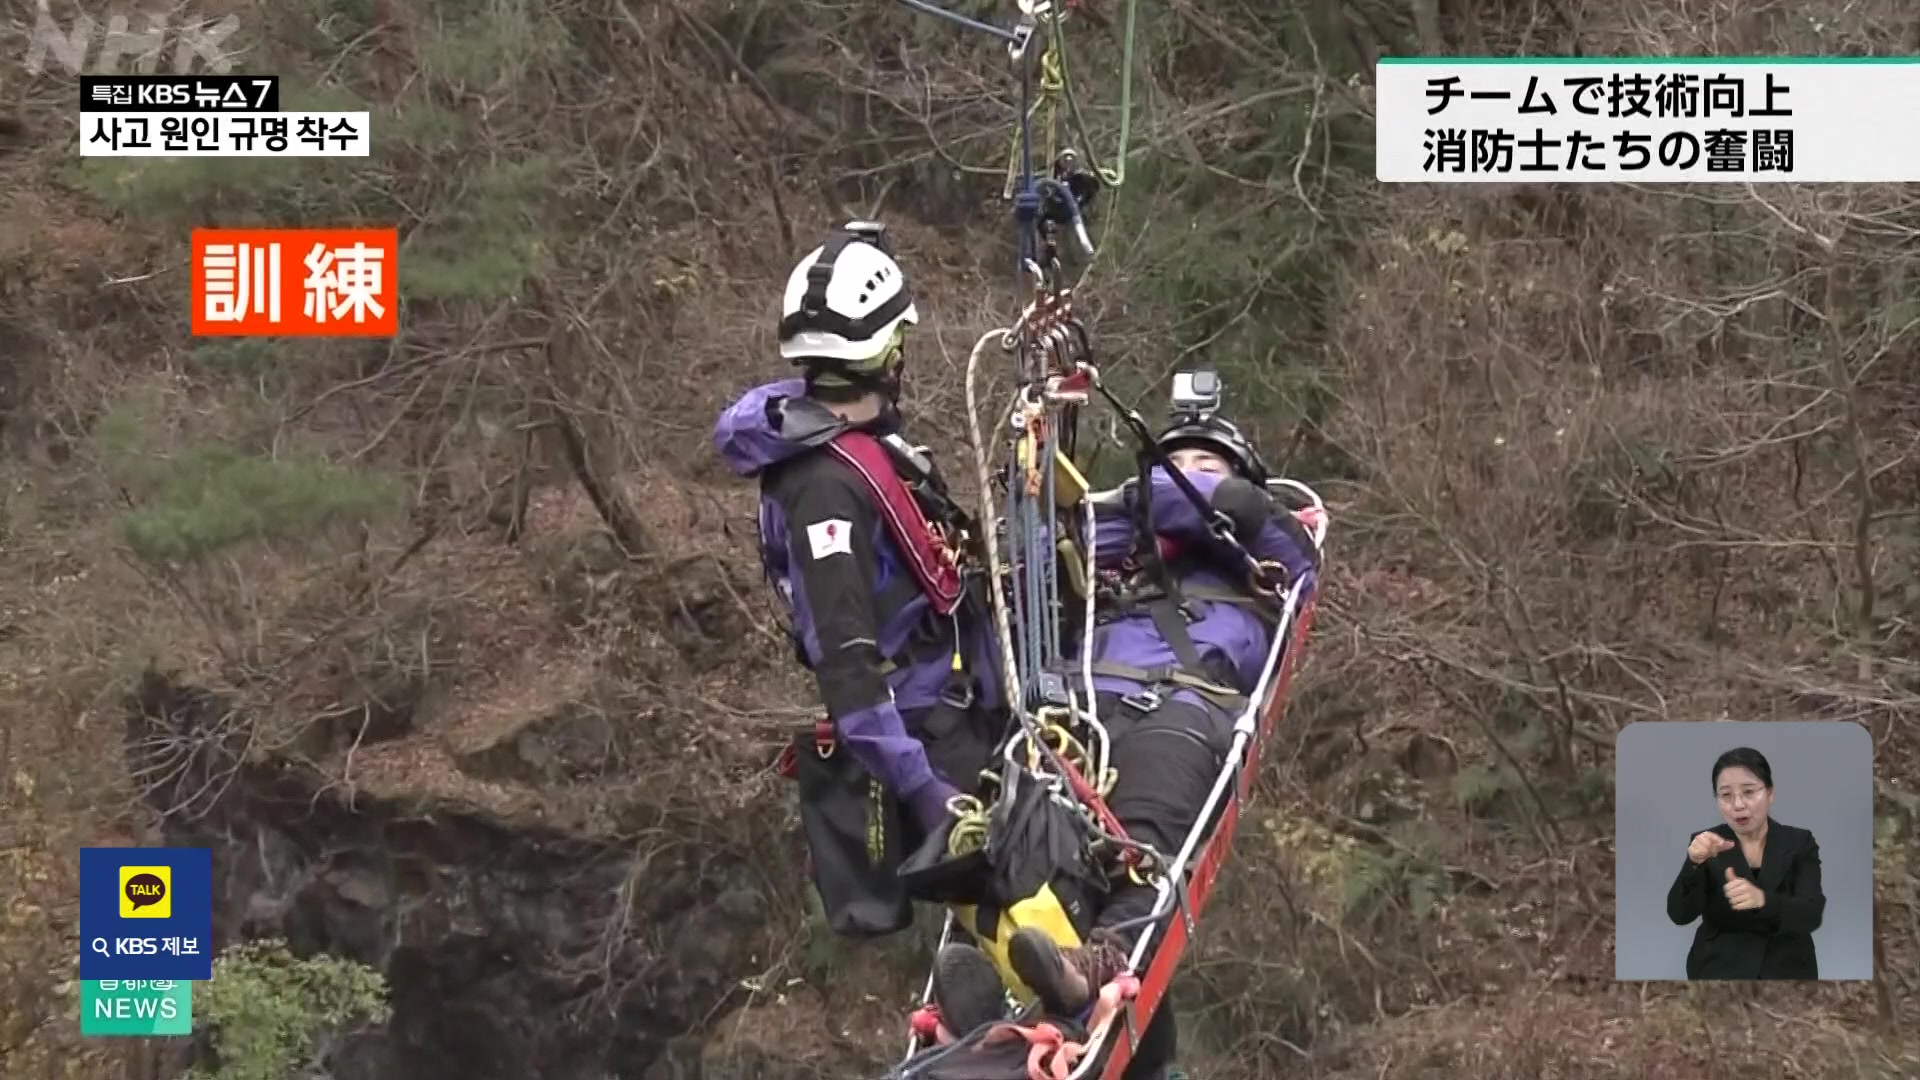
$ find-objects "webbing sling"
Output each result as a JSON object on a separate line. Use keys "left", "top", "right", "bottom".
{"left": 1147, "top": 580, "right": 1284, "bottom": 618}
{"left": 1086, "top": 566, "right": 1287, "bottom": 714}
{"left": 827, "top": 430, "right": 965, "bottom": 615}
{"left": 1078, "top": 590, "right": 1249, "bottom": 713}
{"left": 1085, "top": 658, "right": 1247, "bottom": 713}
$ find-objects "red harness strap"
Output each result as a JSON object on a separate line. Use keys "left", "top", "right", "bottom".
{"left": 824, "top": 430, "right": 963, "bottom": 615}
{"left": 983, "top": 1021, "right": 1067, "bottom": 1080}
{"left": 772, "top": 720, "right": 836, "bottom": 780}
{"left": 772, "top": 433, "right": 960, "bottom": 779}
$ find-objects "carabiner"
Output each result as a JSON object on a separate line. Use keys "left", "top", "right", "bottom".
{"left": 1008, "top": 19, "right": 1036, "bottom": 64}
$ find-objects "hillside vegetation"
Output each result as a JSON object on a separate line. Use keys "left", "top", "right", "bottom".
{"left": 1, "top": 0, "right": 1915, "bottom": 1078}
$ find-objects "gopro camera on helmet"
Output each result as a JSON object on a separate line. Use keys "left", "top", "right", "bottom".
{"left": 1156, "top": 372, "right": 1271, "bottom": 486}
{"left": 841, "top": 220, "right": 893, "bottom": 254}
{"left": 1169, "top": 370, "right": 1222, "bottom": 420}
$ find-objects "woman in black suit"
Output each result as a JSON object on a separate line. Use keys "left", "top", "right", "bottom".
{"left": 1665, "top": 747, "right": 1826, "bottom": 979}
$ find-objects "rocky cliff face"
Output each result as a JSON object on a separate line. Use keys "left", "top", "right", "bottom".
{"left": 128, "top": 661, "right": 812, "bottom": 1080}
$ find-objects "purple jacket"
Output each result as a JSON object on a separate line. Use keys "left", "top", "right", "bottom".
{"left": 1083, "top": 467, "right": 1320, "bottom": 706}
{"left": 712, "top": 380, "right": 1002, "bottom": 826}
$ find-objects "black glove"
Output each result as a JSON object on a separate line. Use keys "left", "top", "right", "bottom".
{"left": 1209, "top": 475, "right": 1273, "bottom": 543}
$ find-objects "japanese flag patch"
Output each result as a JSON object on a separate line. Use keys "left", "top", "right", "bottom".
{"left": 806, "top": 518, "right": 853, "bottom": 559}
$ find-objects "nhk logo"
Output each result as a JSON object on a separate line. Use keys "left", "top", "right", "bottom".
{"left": 22, "top": 8, "right": 242, "bottom": 76}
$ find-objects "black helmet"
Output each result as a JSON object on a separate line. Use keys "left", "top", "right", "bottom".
{"left": 1156, "top": 413, "right": 1269, "bottom": 487}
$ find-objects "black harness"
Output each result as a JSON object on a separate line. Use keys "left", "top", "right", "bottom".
{"left": 770, "top": 396, "right": 988, "bottom": 696}
{"left": 1081, "top": 551, "right": 1282, "bottom": 717}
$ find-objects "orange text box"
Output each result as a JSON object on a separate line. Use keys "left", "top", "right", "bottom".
{"left": 190, "top": 228, "right": 398, "bottom": 337}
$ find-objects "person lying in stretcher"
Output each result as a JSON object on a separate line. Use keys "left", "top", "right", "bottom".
{"left": 926, "top": 383, "right": 1322, "bottom": 1079}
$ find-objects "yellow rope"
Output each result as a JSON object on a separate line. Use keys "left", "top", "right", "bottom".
{"left": 1045, "top": 0, "right": 1134, "bottom": 189}
{"left": 947, "top": 794, "right": 991, "bottom": 856}
{"left": 1036, "top": 714, "right": 1117, "bottom": 798}
{"left": 1042, "top": 43, "right": 1061, "bottom": 165}
{"left": 1003, "top": 40, "right": 1066, "bottom": 199}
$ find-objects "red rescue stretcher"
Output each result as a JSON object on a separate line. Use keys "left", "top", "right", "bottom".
{"left": 893, "top": 478, "right": 1329, "bottom": 1080}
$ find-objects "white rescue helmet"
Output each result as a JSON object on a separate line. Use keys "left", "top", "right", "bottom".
{"left": 777, "top": 221, "right": 919, "bottom": 366}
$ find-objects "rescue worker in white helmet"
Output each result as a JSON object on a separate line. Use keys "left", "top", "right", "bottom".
{"left": 712, "top": 221, "right": 1007, "bottom": 938}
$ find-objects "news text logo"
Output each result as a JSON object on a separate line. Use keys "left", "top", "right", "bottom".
{"left": 79, "top": 848, "right": 213, "bottom": 980}
{"left": 81, "top": 979, "right": 192, "bottom": 1037}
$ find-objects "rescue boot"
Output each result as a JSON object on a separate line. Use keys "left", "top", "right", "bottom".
{"left": 1007, "top": 926, "right": 1130, "bottom": 1017}
{"left": 930, "top": 943, "right": 1007, "bottom": 1040}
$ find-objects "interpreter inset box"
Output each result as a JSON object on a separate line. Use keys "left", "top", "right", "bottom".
{"left": 1614, "top": 721, "right": 1873, "bottom": 980}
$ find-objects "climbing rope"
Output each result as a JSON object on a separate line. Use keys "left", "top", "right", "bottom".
{"left": 965, "top": 327, "right": 1027, "bottom": 720}
{"left": 1040, "top": 0, "right": 1136, "bottom": 189}
{"left": 905, "top": 0, "right": 1241, "bottom": 902}
{"left": 945, "top": 794, "right": 992, "bottom": 856}
{"left": 943, "top": 712, "right": 1114, "bottom": 860}
{"left": 1003, "top": 43, "right": 1061, "bottom": 201}
{"left": 1031, "top": 714, "right": 1117, "bottom": 797}
{"left": 871, "top": 8, "right": 1310, "bottom": 1080}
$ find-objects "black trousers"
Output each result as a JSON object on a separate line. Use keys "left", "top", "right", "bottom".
{"left": 1090, "top": 690, "right": 1235, "bottom": 1078}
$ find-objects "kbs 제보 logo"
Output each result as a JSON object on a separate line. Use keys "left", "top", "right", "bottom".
{"left": 80, "top": 848, "right": 211, "bottom": 981}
